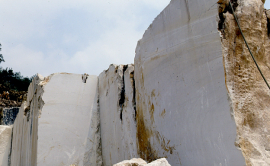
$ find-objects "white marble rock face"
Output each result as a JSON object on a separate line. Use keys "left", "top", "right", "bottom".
{"left": 134, "top": 0, "right": 246, "bottom": 165}
{"left": 98, "top": 64, "right": 138, "bottom": 166}
{"left": 10, "top": 75, "right": 45, "bottom": 166}
{"left": 37, "top": 73, "right": 101, "bottom": 166}
{"left": 2, "top": 0, "right": 269, "bottom": 165}
{"left": 0, "top": 126, "right": 12, "bottom": 166}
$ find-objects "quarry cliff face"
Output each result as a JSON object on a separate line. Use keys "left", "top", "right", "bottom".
{"left": 220, "top": 0, "right": 270, "bottom": 165}
{"left": 37, "top": 73, "right": 101, "bottom": 166}
{"left": 10, "top": 75, "right": 45, "bottom": 166}
{"left": 98, "top": 64, "right": 137, "bottom": 165}
{"left": 1, "top": 0, "right": 270, "bottom": 166}
{"left": 134, "top": 0, "right": 245, "bottom": 165}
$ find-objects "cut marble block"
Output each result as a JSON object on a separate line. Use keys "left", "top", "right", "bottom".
{"left": 37, "top": 73, "right": 101, "bottom": 166}
{"left": 134, "top": 0, "right": 246, "bottom": 165}
{"left": 99, "top": 64, "right": 138, "bottom": 166}
{"left": 0, "top": 126, "right": 12, "bottom": 166}
{"left": 10, "top": 75, "right": 45, "bottom": 166}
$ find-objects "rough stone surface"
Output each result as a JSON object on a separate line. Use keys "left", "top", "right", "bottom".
{"left": 113, "top": 158, "right": 147, "bottom": 166}
{"left": 220, "top": 0, "right": 270, "bottom": 165}
{"left": 99, "top": 64, "right": 138, "bottom": 166}
{"left": 10, "top": 74, "right": 45, "bottom": 166}
{"left": 134, "top": 0, "right": 245, "bottom": 165}
{"left": 147, "top": 158, "right": 171, "bottom": 166}
{"left": 1, "top": 108, "right": 19, "bottom": 125}
{"left": 37, "top": 73, "right": 102, "bottom": 166}
{"left": 113, "top": 158, "right": 171, "bottom": 166}
{"left": 0, "top": 126, "right": 12, "bottom": 166}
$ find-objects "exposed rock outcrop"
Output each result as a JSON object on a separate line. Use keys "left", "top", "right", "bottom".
{"left": 98, "top": 64, "right": 138, "bottom": 165}
{"left": 1, "top": 0, "right": 270, "bottom": 166}
{"left": 134, "top": 0, "right": 245, "bottom": 165}
{"left": 36, "top": 73, "right": 101, "bottom": 166}
{"left": 220, "top": 0, "right": 270, "bottom": 165}
{"left": 10, "top": 74, "right": 45, "bottom": 166}
{"left": 0, "top": 126, "right": 12, "bottom": 166}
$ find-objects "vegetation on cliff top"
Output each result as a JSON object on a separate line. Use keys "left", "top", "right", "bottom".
{"left": 0, "top": 43, "right": 33, "bottom": 108}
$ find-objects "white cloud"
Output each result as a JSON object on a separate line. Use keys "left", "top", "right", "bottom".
{"left": 0, "top": 0, "right": 171, "bottom": 77}
{"left": 1, "top": 44, "right": 45, "bottom": 76}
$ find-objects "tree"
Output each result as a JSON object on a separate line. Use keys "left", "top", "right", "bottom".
{"left": 0, "top": 43, "right": 4, "bottom": 63}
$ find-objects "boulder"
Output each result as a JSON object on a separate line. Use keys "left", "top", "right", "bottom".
{"left": 113, "top": 158, "right": 147, "bottom": 166}
{"left": 113, "top": 158, "right": 171, "bottom": 166}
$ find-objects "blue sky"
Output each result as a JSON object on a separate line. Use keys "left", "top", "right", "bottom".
{"left": 0, "top": 0, "right": 269, "bottom": 77}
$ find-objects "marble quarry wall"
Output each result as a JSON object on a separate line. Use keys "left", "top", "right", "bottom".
{"left": 98, "top": 64, "right": 138, "bottom": 165}
{"left": 1, "top": 0, "right": 270, "bottom": 165}
{"left": 37, "top": 73, "right": 101, "bottom": 166}
{"left": 0, "top": 126, "right": 12, "bottom": 166}
{"left": 10, "top": 75, "right": 45, "bottom": 166}
{"left": 134, "top": 0, "right": 246, "bottom": 165}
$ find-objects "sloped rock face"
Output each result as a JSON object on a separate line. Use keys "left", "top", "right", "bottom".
{"left": 99, "top": 64, "right": 138, "bottom": 166}
{"left": 220, "top": 0, "right": 270, "bottom": 165}
{"left": 134, "top": 0, "right": 245, "bottom": 165}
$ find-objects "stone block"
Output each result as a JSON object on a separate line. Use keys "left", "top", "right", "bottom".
{"left": 0, "top": 126, "right": 12, "bottom": 166}
{"left": 99, "top": 64, "right": 138, "bottom": 166}
{"left": 134, "top": 0, "right": 246, "bottom": 165}
{"left": 37, "top": 73, "right": 101, "bottom": 166}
